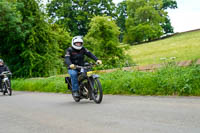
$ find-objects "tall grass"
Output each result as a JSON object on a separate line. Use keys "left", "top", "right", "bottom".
{"left": 101, "top": 65, "right": 200, "bottom": 96}
{"left": 12, "top": 65, "right": 200, "bottom": 96}
{"left": 12, "top": 76, "right": 67, "bottom": 93}
{"left": 127, "top": 30, "right": 200, "bottom": 65}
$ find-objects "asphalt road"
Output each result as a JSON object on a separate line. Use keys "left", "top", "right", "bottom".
{"left": 0, "top": 91, "right": 200, "bottom": 133}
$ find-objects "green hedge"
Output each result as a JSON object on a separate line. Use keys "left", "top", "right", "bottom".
{"left": 12, "top": 65, "right": 200, "bottom": 96}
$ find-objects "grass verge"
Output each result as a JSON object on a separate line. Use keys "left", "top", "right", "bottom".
{"left": 12, "top": 65, "right": 200, "bottom": 96}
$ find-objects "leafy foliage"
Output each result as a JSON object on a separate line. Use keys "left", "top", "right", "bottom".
{"left": 47, "top": 0, "right": 116, "bottom": 36}
{"left": 116, "top": 0, "right": 127, "bottom": 42}
{"left": 124, "top": 0, "right": 166, "bottom": 44}
{"left": 0, "top": 0, "right": 24, "bottom": 72}
{"left": 50, "top": 24, "right": 72, "bottom": 58}
{"left": 84, "top": 16, "right": 131, "bottom": 68}
{"left": 162, "top": 0, "right": 177, "bottom": 10}
{"left": 0, "top": 0, "right": 71, "bottom": 77}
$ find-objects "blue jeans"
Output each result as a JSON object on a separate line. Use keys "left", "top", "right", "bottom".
{"left": 68, "top": 69, "right": 79, "bottom": 92}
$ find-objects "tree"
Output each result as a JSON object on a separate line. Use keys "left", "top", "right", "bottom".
{"left": 17, "top": 0, "right": 70, "bottom": 77}
{"left": 161, "top": 0, "right": 177, "bottom": 34}
{"left": 84, "top": 16, "right": 128, "bottom": 68}
{"left": 0, "top": 0, "right": 71, "bottom": 77}
{"left": 115, "top": 0, "right": 177, "bottom": 42}
{"left": 162, "top": 0, "right": 177, "bottom": 10}
{"left": 47, "top": 0, "right": 116, "bottom": 36}
{"left": 116, "top": 0, "right": 127, "bottom": 42}
{"left": 0, "top": 0, "right": 24, "bottom": 69}
{"left": 124, "top": 0, "right": 166, "bottom": 44}
{"left": 50, "top": 24, "right": 72, "bottom": 58}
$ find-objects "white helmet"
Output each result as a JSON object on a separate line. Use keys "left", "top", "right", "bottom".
{"left": 0, "top": 59, "right": 4, "bottom": 66}
{"left": 72, "top": 36, "right": 83, "bottom": 50}
{"left": 0, "top": 59, "right": 3, "bottom": 63}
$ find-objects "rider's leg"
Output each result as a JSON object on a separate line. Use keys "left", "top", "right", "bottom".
{"left": 68, "top": 69, "right": 80, "bottom": 97}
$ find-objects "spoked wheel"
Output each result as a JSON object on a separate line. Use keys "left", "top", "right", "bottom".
{"left": 90, "top": 78, "right": 103, "bottom": 104}
{"left": 3, "top": 80, "right": 12, "bottom": 96}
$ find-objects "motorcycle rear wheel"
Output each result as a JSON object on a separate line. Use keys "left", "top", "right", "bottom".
{"left": 3, "top": 80, "right": 12, "bottom": 96}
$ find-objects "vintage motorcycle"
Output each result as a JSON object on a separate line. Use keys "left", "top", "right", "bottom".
{"left": 0, "top": 71, "right": 12, "bottom": 96}
{"left": 65, "top": 63, "right": 103, "bottom": 104}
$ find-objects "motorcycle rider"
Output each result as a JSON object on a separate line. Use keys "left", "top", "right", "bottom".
{"left": 65, "top": 36, "right": 102, "bottom": 97}
{"left": 0, "top": 59, "right": 11, "bottom": 89}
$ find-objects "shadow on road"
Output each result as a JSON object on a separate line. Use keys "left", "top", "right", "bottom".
{"left": 59, "top": 100, "right": 95, "bottom": 106}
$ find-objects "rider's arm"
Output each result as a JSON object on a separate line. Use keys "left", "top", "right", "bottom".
{"left": 65, "top": 48, "right": 72, "bottom": 67}
{"left": 84, "top": 48, "right": 98, "bottom": 61}
{"left": 4, "top": 65, "right": 10, "bottom": 72}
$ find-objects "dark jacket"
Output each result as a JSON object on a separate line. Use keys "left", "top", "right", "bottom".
{"left": 65, "top": 47, "right": 98, "bottom": 68}
{"left": 0, "top": 65, "right": 10, "bottom": 74}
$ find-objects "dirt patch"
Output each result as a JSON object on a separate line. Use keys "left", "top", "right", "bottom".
{"left": 196, "top": 59, "right": 200, "bottom": 65}
{"left": 97, "top": 59, "right": 200, "bottom": 73}
{"left": 176, "top": 60, "right": 192, "bottom": 66}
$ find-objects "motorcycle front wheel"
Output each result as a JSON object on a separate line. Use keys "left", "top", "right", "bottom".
{"left": 90, "top": 78, "right": 103, "bottom": 104}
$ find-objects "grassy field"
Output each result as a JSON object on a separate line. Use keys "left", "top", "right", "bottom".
{"left": 127, "top": 30, "right": 200, "bottom": 65}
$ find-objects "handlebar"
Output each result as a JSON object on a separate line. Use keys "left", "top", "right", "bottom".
{"left": 0, "top": 71, "right": 12, "bottom": 76}
{"left": 75, "top": 63, "right": 97, "bottom": 69}
{"left": 76, "top": 65, "right": 92, "bottom": 69}
{"left": 74, "top": 63, "right": 99, "bottom": 73}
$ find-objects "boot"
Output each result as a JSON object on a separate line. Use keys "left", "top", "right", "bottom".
{"left": 72, "top": 91, "right": 80, "bottom": 97}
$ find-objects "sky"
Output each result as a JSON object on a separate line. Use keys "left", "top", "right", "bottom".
{"left": 167, "top": 0, "right": 200, "bottom": 32}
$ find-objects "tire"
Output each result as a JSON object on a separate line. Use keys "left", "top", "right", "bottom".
{"left": 6, "top": 80, "right": 12, "bottom": 96}
{"left": 90, "top": 78, "right": 103, "bottom": 104}
{"left": 3, "top": 83, "right": 6, "bottom": 95}
{"left": 3, "top": 80, "right": 12, "bottom": 96}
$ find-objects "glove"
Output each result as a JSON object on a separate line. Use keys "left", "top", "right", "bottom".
{"left": 69, "top": 64, "right": 76, "bottom": 69}
{"left": 96, "top": 60, "right": 102, "bottom": 65}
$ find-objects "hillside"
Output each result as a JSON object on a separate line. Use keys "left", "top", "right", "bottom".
{"left": 127, "top": 30, "right": 200, "bottom": 65}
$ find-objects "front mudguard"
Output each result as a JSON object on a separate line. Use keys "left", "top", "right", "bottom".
{"left": 89, "top": 74, "right": 100, "bottom": 80}
{"left": 88, "top": 74, "right": 100, "bottom": 88}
